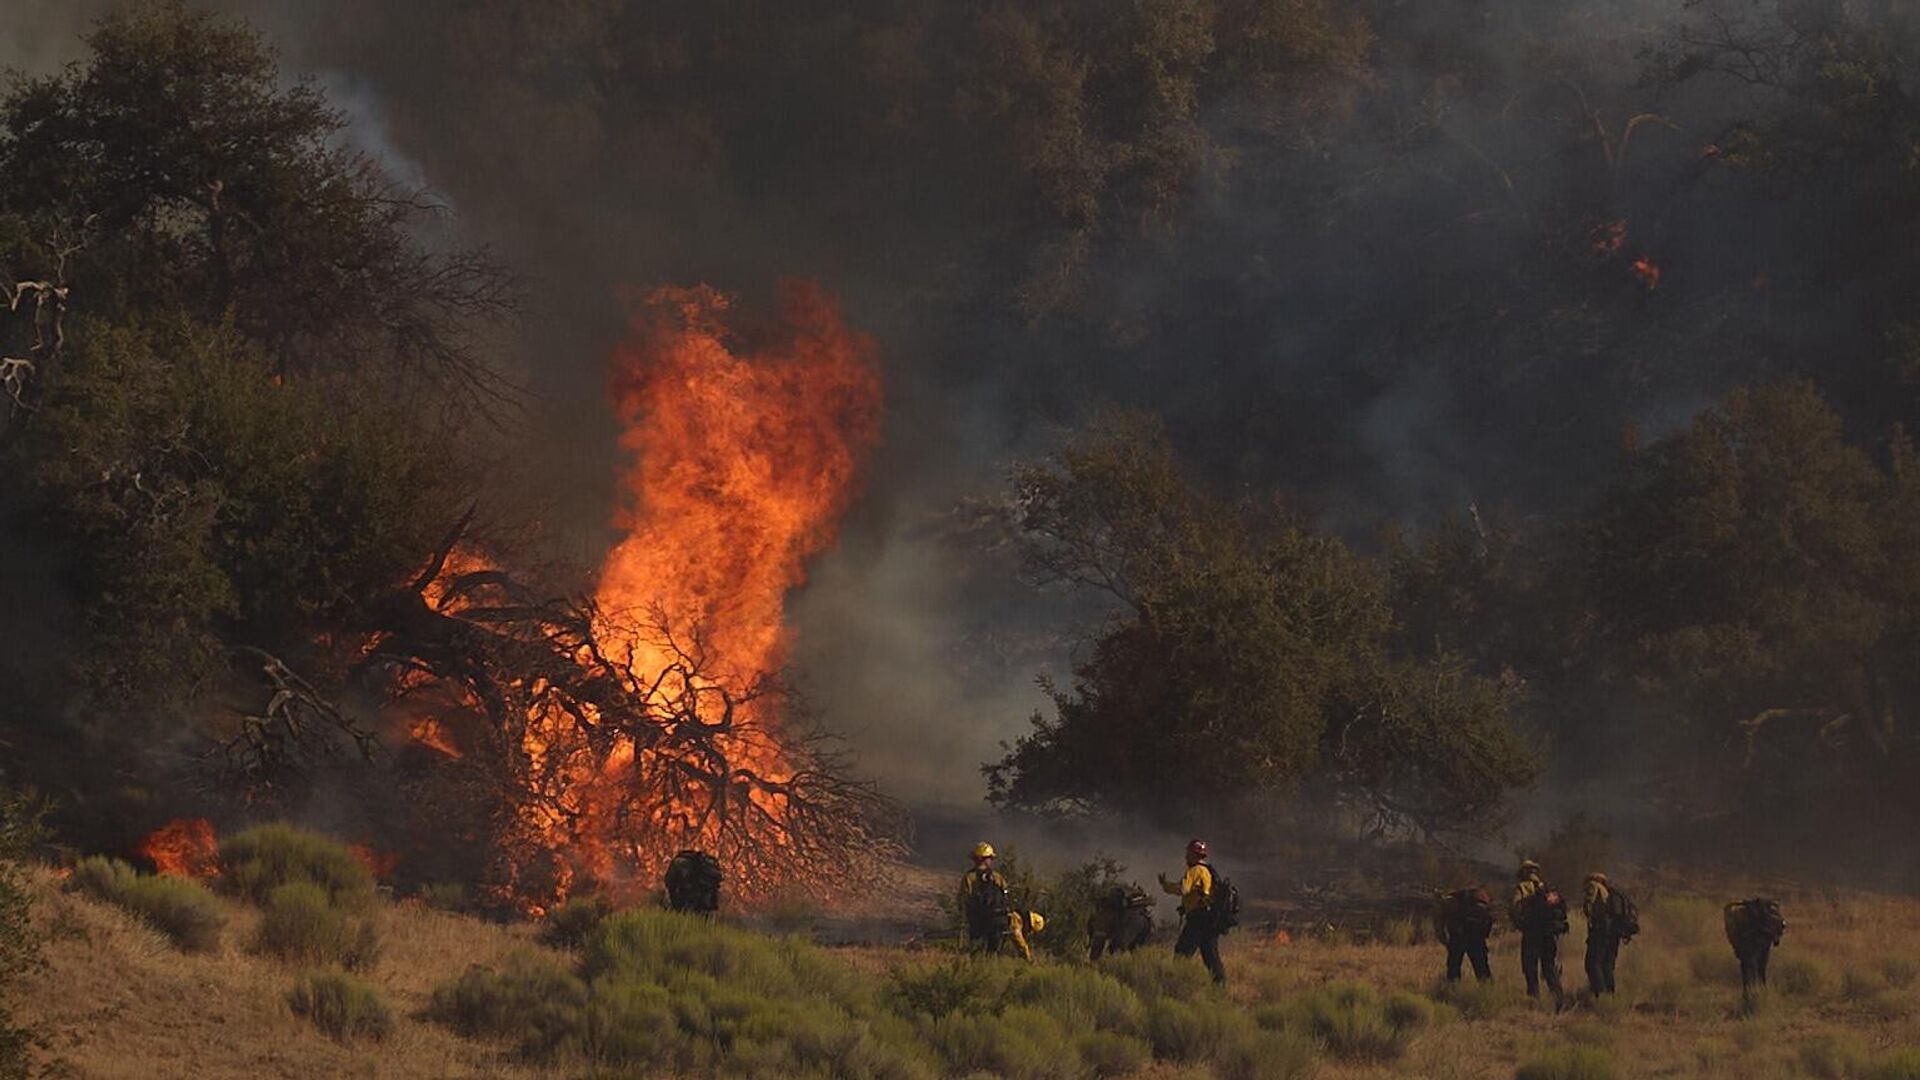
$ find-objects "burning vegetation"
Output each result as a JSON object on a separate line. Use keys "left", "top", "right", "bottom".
{"left": 350, "top": 283, "right": 899, "bottom": 911}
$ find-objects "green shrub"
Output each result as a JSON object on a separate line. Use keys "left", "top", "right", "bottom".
{"left": 1286, "top": 983, "right": 1428, "bottom": 1061}
{"left": 288, "top": 971, "right": 394, "bottom": 1041}
{"left": 540, "top": 894, "right": 612, "bottom": 950}
{"left": 1770, "top": 955, "right": 1828, "bottom": 997}
{"left": 1514, "top": 1045, "right": 1617, "bottom": 1080}
{"left": 1430, "top": 975, "right": 1526, "bottom": 1019}
{"left": 218, "top": 823, "right": 375, "bottom": 910}
{"left": 1883, "top": 957, "right": 1920, "bottom": 989}
{"left": 1798, "top": 1034, "right": 1869, "bottom": 1079}
{"left": 891, "top": 958, "right": 1009, "bottom": 1019}
{"left": 1076, "top": 1031, "right": 1150, "bottom": 1077}
{"left": 1101, "top": 950, "right": 1213, "bottom": 1003}
{"left": 1214, "top": 1029, "right": 1317, "bottom": 1080}
{"left": 1687, "top": 946, "right": 1739, "bottom": 985}
{"left": 255, "top": 882, "right": 381, "bottom": 969}
{"left": 1864, "top": 1049, "right": 1920, "bottom": 1080}
{"left": 1145, "top": 998, "right": 1258, "bottom": 1063}
{"left": 1649, "top": 895, "right": 1722, "bottom": 948}
{"left": 430, "top": 952, "right": 592, "bottom": 1058}
{"left": 1005, "top": 964, "right": 1143, "bottom": 1033}
{"left": 66, "top": 855, "right": 227, "bottom": 952}
{"left": 931, "top": 1006, "right": 1079, "bottom": 1080}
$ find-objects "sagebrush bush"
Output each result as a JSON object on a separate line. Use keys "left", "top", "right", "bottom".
{"left": 1214, "top": 1029, "right": 1318, "bottom": 1080}
{"left": 1430, "top": 975, "right": 1527, "bottom": 1019}
{"left": 254, "top": 882, "right": 381, "bottom": 969}
{"left": 1100, "top": 949, "right": 1213, "bottom": 1004}
{"left": 1145, "top": 998, "right": 1259, "bottom": 1063}
{"left": 1514, "top": 1045, "right": 1618, "bottom": 1080}
{"left": 218, "top": 823, "right": 374, "bottom": 909}
{"left": 1798, "top": 1034, "right": 1869, "bottom": 1079}
{"left": 1005, "top": 963, "right": 1144, "bottom": 1033}
{"left": 430, "top": 952, "right": 591, "bottom": 1058}
{"left": 1648, "top": 895, "right": 1722, "bottom": 949}
{"left": 66, "top": 855, "right": 226, "bottom": 952}
{"left": 1770, "top": 954, "right": 1828, "bottom": 997}
{"left": 1687, "top": 946, "right": 1739, "bottom": 985}
{"left": 539, "top": 894, "right": 612, "bottom": 950}
{"left": 288, "top": 970, "right": 393, "bottom": 1041}
{"left": 1864, "top": 1049, "right": 1920, "bottom": 1080}
{"left": 1076, "top": 1030, "right": 1150, "bottom": 1077}
{"left": 1284, "top": 983, "right": 1429, "bottom": 1061}
{"left": 892, "top": 958, "right": 1010, "bottom": 1019}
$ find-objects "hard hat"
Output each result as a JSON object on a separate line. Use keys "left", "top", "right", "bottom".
{"left": 1518, "top": 859, "right": 1541, "bottom": 875}
{"left": 1586, "top": 872, "right": 1608, "bottom": 885}
{"left": 1186, "top": 838, "right": 1209, "bottom": 859}
{"left": 1028, "top": 912, "right": 1046, "bottom": 935}
{"left": 972, "top": 842, "right": 995, "bottom": 860}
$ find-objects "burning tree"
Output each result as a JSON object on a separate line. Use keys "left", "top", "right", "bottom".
{"left": 349, "top": 283, "right": 902, "bottom": 911}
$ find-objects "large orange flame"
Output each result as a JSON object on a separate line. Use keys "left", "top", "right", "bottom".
{"left": 497, "top": 281, "right": 882, "bottom": 907}
{"left": 140, "top": 818, "right": 219, "bottom": 878}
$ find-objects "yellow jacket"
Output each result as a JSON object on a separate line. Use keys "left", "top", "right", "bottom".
{"left": 1508, "top": 874, "right": 1543, "bottom": 927}
{"left": 1164, "top": 863, "right": 1214, "bottom": 914}
{"left": 1583, "top": 880, "right": 1610, "bottom": 922}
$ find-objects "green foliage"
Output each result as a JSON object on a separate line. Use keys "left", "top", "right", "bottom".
{"left": 254, "top": 882, "right": 381, "bottom": 971}
{"left": 1429, "top": 975, "right": 1528, "bottom": 1020}
{"left": 539, "top": 894, "right": 613, "bottom": 950}
{"left": 218, "top": 824, "right": 375, "bottom": 911}
{"left": 0, "top": 791, "right": 47, "bottom": 1080}
{"left": 1770, "top": 955, "right": 1828, "bottom": 997}
{"left": 65, "top": 855, "right": 226, "bottom": 953}
{"left": 1514, "top": 1045, "right": 1618, "bottom": 1080}
{"left": 1864, "top": 1049, "right": 1920, "bottom": 1080}
{"left": 1279, "top": 982, "right": 1430, "bottom": 1061}
{"left": 432, "top": 908, "right": 1300, "bottom": 1078}
{"left": 287, "top": 971, "right": 394, "bottom": 1041}
{"left": 991, "top": 413, "right": 1534, "bottom": 834}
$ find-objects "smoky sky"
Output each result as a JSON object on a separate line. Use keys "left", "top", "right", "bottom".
{"left": 6, "top": 0, "right": 1874, "bottom": 815}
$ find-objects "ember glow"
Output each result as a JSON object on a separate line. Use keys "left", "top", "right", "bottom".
{"left": 1632, "top": 256, "right": 1662, "bottom": 290}
{"left": 140, "top": 818, "right": 219, "bottom": 878}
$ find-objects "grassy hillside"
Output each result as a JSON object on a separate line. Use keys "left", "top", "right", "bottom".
{"left": 14, "top": 860, "right": 1920, "bottom": 1079}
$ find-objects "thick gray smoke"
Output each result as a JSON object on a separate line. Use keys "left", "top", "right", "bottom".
{"left": 6, "top": 1, "right": 1844, "bottom": 859}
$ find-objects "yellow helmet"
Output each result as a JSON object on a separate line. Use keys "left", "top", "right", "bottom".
{"left": 1027, "top": 912, "right": 1046, "bottom": 935}
{"left": 1518, "top": 859, "right": 1541, "bottom": 877}
{"left": 1587, "top": 872, "right": 1609, "bottom": 885}
{"left": 971, "top": 842, "right": 996, "bottom": 860}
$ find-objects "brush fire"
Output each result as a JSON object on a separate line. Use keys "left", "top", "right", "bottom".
{"left": 346, "top": 282, "right": 900, "bottom": 913}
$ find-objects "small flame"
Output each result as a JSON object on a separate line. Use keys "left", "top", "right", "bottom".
{"left": 349, "top": 843, "right": 399, "bottom": 881}
{"left": 140, "top": 818, "right": 219, "bottom": 878}
{"left": 1632, "top": 256, "right": 1661, "bottom": 290}
{"left": 409, "top": 716, "right": 464, "bottom": 758}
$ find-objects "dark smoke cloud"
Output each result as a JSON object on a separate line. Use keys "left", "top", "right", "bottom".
{"left": 10, "top": 0, "right": 1854, "bottom": 843}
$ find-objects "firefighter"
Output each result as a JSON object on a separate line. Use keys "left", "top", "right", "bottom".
{"left": 1004, "top": 909, "right": 1044, "bottom": 961}
{"left": 664, "top": 849, "right": 722, "bottom": 914}
{"left": 960, "top": 842, "right": 1012, "bottom": 955}
{"left": 1582, "top": 872, "right": 1630, "bottom": 996}
{"left": 1508, "top": 859, "right": 1566, "bottom": 1003}
{"left": 1725, "top": 898, "right": 1786, "bottom": 995}
{"left": 1158, "top": 838, "right": 1227, "bottom": 985}
{"left": 1435, "top": 886, "right": 1495, "bottom": 982}
{"left": 1087, "top": 884, "right": 1155, "bottom": 961}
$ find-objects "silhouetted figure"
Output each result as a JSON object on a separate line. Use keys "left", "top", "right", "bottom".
{"left": 664, "top": 849, "right": 722, "bottom": 914}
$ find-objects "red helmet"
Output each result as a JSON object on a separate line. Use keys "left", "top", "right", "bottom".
{"left": 1186, "top": 838, "right": 1209, "bottom": 860}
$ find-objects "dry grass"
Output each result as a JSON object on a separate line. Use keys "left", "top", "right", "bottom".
{"left": 14, "top": 863, "right": 1920, "bottom": 1078}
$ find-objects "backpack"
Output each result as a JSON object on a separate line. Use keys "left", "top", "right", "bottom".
{"left": 1449, "top": 888, "right": 1495, "bottom": 932}
{"left": 1606, "top": 888, "right": 1640, "bottom": 940}
{"left": 1517, "top": 885, "right": 1568, "bottom": 935}
{"left": 1205, "top": 865, "right": 1241, "bottom": 933}
{"left": 665, "top": 850, "right": 723, "bottom": 912}
{"left": 965, "top": 870, "right": 1012, "bottom": 930}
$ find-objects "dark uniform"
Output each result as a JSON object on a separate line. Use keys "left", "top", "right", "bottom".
{"left": 664, "top": 849, "right": 722, "bottom": 913}
{"left": 1508, "top": 860, "right": 1565, "bottom": 1002}
{"left": 1725, "top": 898, "right": 1786, "bottom": 994}
{"left": 1436, "top": 887, "right": 1495, "bottom": 982}
{"left": 1162, "top": 839, "right": 1226, "bottom": 985}
{"left": 1087, "top": 885, "right": 1154, "bottom": 961}
{"left": 1582, "top": 873, "right": 1627, "bottom": 996}
{"left": 960, "top": 842, "right": 1016, "bottom": 955}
